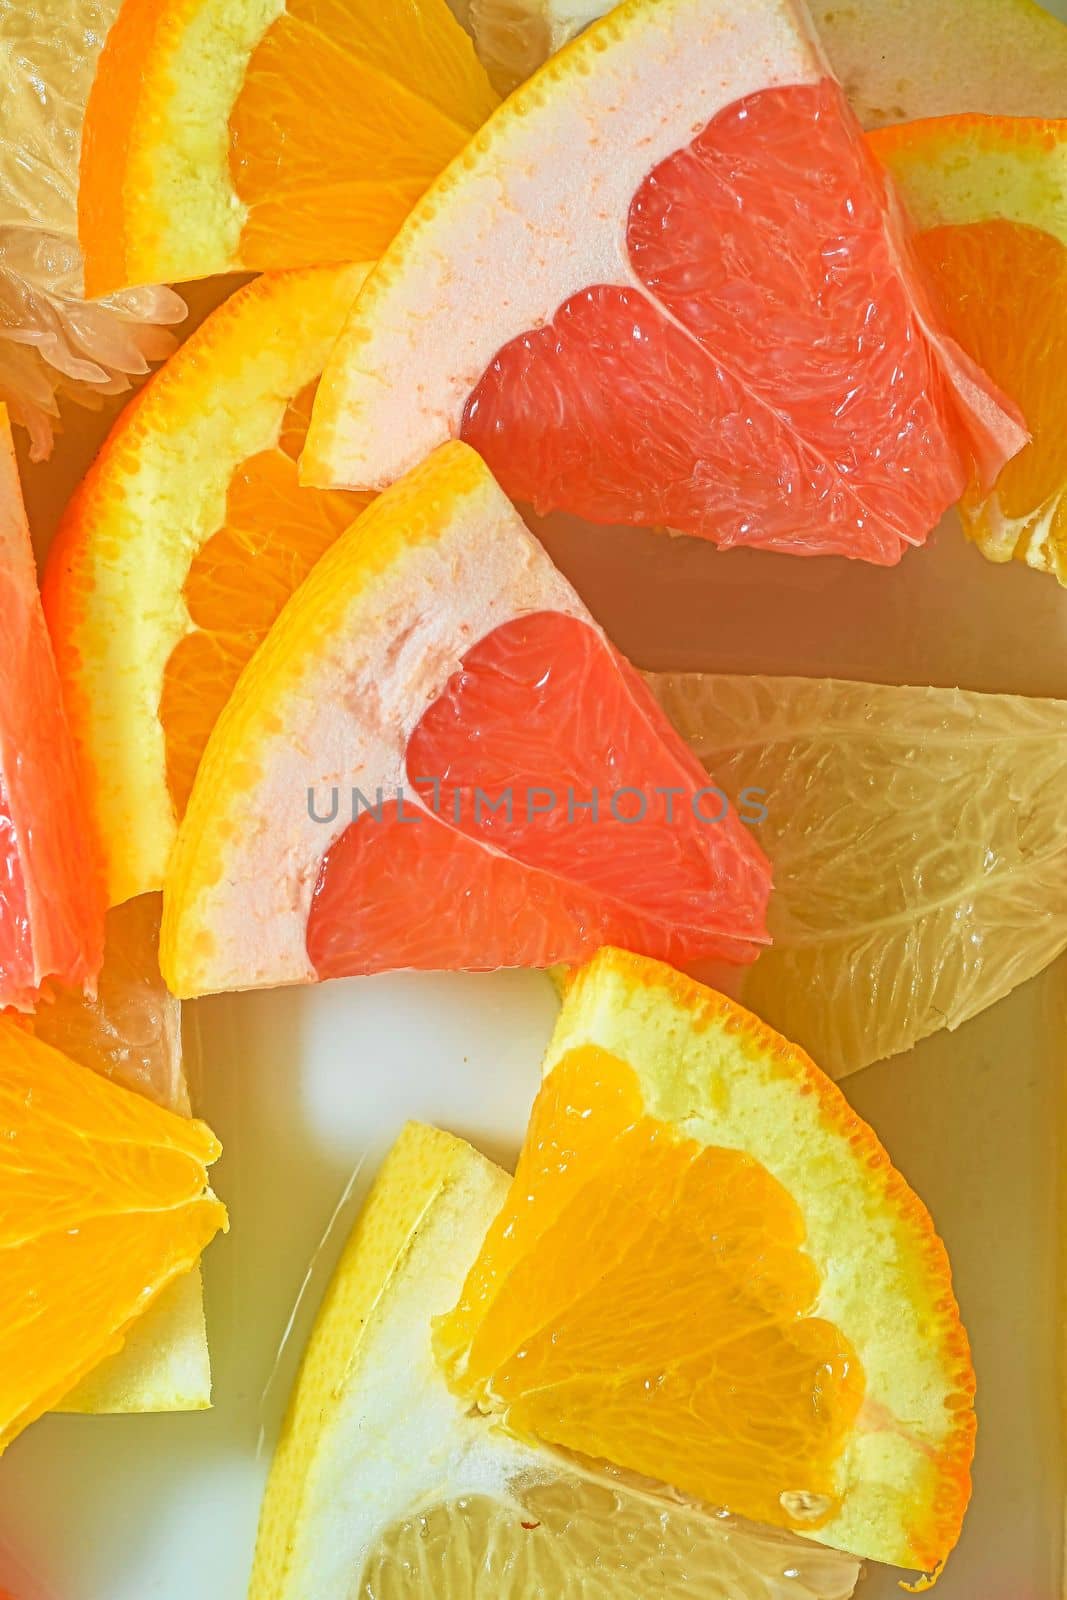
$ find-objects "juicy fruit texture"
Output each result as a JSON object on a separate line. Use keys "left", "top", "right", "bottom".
{"left": 306, "top": 0, "right": 1026, "bottom": 562}
{"left": 437, "top": 948, "right": 975, "bottom": 1573}
{"left": 0, "top": 405, "right": 104, "bottom": 1008}
{"left": 0, "top": 1018, "right": 226, "bottom": 1452}
{"left": 650, "top": 672, "right": 1067, "bottom": 1077}
{"left": 250, "top": 1121, "right": 862, "bottom": 1600}
{"left": 307, "top": 609, "right": 770, "bottom": 976}
{"left": 43, "top": 265, "right": 369, "bottom": 905}
{"left": 0, "top": 0, "right": 183, "bottom": 459}
{"left": 79, "top": 0, "right": 498, "bottom": 294}
{"left": 871, "top": 115, "right": 1067, "bottom": 582}
{"left": 162, "top": 443, "right": 771, "bottom": 997}
{"left": 31, "top": 892, "right": 213, "bottom": 1415}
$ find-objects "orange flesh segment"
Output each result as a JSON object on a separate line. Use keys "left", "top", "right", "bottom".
{"left": 159, "top": 383, "right": 364, "bottom": 816}
{"left": 435, "top": 1046, "right": 864, "bottom": 1533}
{"left": 230, "top": 0, "right": 498, "bottom": 269}
{"left": 0, "top": 1019, "right": 225, "bottom": 1451}
{"left": 913, "top": 218, "right": 1067, "bottom": 576}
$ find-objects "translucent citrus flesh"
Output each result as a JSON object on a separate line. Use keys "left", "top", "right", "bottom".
{"left": 914, "top": 218, "right": 1067, "bottom": 580}
{"left": 306, "top": 610, "right": 771, "bottom": 975}
{"left": 159, "top": 383, "right": 365, "bottom": 818}
{"left": 358, "top": 1475, "right": 861, "bottom": 1599}
{"left": 0, "top": 1019, "right": 225, "bottom": 1452}
{"left": 435, "top": 1046, "right": 864, "bottom": 1535}
{"left": 29, "top": 892, "right": 185, "bottom": 1111}
{"left": 460, "top": 78, "right": 988, "bottom": 562}
{"left": 230, "top": 0, "right": 498, "bottom": 269}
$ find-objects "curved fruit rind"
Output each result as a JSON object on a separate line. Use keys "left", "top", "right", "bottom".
{"left": 303, "top": 0, "right": 826, "bottom": 489}
{"left": 521, "top": 948, "right": 974, "bottom": 1572}
{"left": 80, "top": 0, "right": 284, "bottom": 295}
{"left": 43, "top": 263, "right": 370, "bottom": 908}
{"left": 57, "top": 1269, "right": 211, "bottom": 1413}
{"left": 869, "top": 114, "right": 1067, "bottom": 241}
{"left": 161, "top": 442, "right": 586, "bottom": 996}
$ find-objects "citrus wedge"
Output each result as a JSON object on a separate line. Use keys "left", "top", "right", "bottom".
{"left": 466, "top": 0, "right": 1067, "bottom": 122}
{"left": 78, "top": 0, "right": 498, "bottom": 295}
{"left": 161, "top": 442, "right": 771, "bottom": 996}
{"left": 30, "top": 893, "right": 211, "bottom": 1414}
{"left": 0, "top": 403, "right": 104, "bottom": 1009}
{"left": 650, "top": 671, "right": 1067, "bottom": 1077}
{"left": 305, "top": 0, "right": 1026, "bottom": 563}
{"left": 43, "top": 265, "right": 370, "bottom": 907}
{"left": 251, "top": 1121, "right": 863, "bottom": 1600}
{"left": 0, "top": 1016, "right": 226, "bottom": 1453}
{"left": 0, "top": 0, "right": 185, "bottom": 459}
{"left": 437, "top": 947, "right": 975, "bottom": 1576}
{"left": 870, "top": 114, "right": 1067, "bottom": 583}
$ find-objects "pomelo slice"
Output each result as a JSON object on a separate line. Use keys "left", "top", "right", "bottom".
{"left": 649, "top": 671, "right": 1067, "bottom": 1078}
{"left": 437, "top": 946, "right": 975, "bottom": 1576}
{"left": 0, "top": 403, "right": 104, "bottom": 1009}
{"left": 0, "top": 1016, "right": 226, "bottom": 1453}
{"left": 31, "top": 894, "right": 212, "bottom": 1414}
{"left": 43, "top": 265, "right": 371, "bottom": 907}
{"left": 251, "top": 1121, "right": 863, "bottom": 1600}
{"left": 305, "top": 0, "right": 1026, "bottom": 563}
{"left": 161, "top": 442, "right": 771, "bottom": 997}
{"left": 870, "top": 114, "right": 1067, "bottom": 583}
{"left": 78, "top": 0, "right": 498, "bottom": 295}
{"left": 466, "top": 0, "right": 1067, "bottom": 120}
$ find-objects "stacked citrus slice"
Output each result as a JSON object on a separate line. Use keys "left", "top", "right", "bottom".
{"left": 871, "top": 114, "right": 1067, "bottom": 582}
{"left": 44, "top": 265, "right": 371, "bottom": 906}
{"left": 161, "top": 443, "right": 772, "bottom": 995}
{"left": 0, "top": 1017, "right": 226, "bottom": 1452}
{"left": 78, "top": 0, "right": 498, "bottom": 293}
{"left": 252, "top": 948, "right": 973, "bottom": 1597}
{"left": 0, "top": 402, "right": 104, "bottom": 1009}
{"left": 305, "top": 0, "right": 1026, "bottom": 562}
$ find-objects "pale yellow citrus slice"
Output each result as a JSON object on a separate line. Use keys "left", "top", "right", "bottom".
{"left": 250, "top": 1122, "right": 863, "bottom": 1600}
{"left": 870, "top": 114, "right": 1067, "bottom": 582}
{"left": 78, "top": 0, "right": 498, "bottom": 295}
{"left": 43, "top": 264, "right": 370, "bottom": 906}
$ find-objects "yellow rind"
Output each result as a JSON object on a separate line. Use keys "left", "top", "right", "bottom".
{"left": 43, "top": 263, "right": 370, "bottom": 908}
{"left": 534, "top": 948, "right": 974, "bottom": 1573}
{"left": 58, "top": 1269, "right": 211, "bottom": 1413}
{"left": 250, "top": 1124, "right": 513, "bottom": 1600}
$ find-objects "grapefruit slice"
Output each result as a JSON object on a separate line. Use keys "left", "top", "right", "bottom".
{"left": 0, "top": 1016, "right": 226, "bottom": 1453}
{"left": 43, "top": 265, "right": 371, "bottom": 907}
{"left": 870, "top": 114, "right": 1067, "bottom": 583}
{"left": 0, "top": 403, "right": 104, "bottom": 1009}
{"left": 305, "top": 0, "right": 1027, "bottom": 563}
{"left": 161, "top": 442, "right": 771, "bottom": 997}
{"left": 251, "top": 1122, "right": 863, "bottom": 1600}
{"left": 436, "top": 946, "right": 975, "bottom": 1576}
{"left": 78, "top": 0, "right": 498, "bottom": 295}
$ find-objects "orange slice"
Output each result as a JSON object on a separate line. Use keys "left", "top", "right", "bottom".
{"left": 0, "top": 402, "right": 104, "bottom": 1008}
{"left": 43, "top": 265, "right": 370, "bottom": 906}
{"left": 161, "top": 442, "right": 771, "bottom": 996}
{"left": 0, "top": 1015, "right": 226, "bottom": 1453}
{"left": 436, "top": 946, "right": 975, "bottom": 1577}
{"left": 305, "top": 0, "right": 1026, "bottom": 563}
{"left": 870, "top": 114, "right": 1067, "bottom": 583}
{"left": 78, "top": 0, "right": 498, "bottom": 295}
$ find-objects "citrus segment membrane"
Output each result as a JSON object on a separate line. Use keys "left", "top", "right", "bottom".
{"left": 79, "top": 0, "right": 498, "bottom": 293}
{"left": 0, "top": 404, "right": 104, "bottom": 1009}
{"left": 437, "top": 947, "right": 975, "bottom": 1574}
{"left": 162, "top": 444, "right": 771, "bottom": 997}
{"left": 0, "top": 1018, "right": 226, "bottom": 1452}
{"left": 870, "top": 115, "right": 1067, "bottom": 582}
{"left": 249, "top": 1122, "right": 863, "bottom": 1600}
{"left": 306, "top": 0, "right": 1026, "bottom": 562}
{"left": 308, "top": 609, "right": 770, "bottom": 976}
{"left": 43, "top": 265, "right": 371, "bottom": 906}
